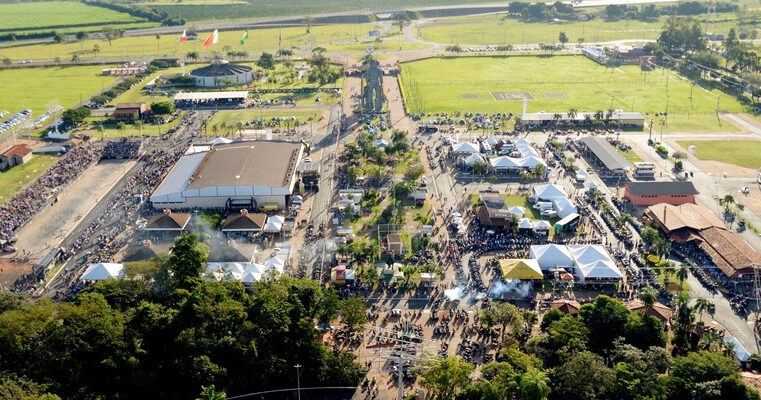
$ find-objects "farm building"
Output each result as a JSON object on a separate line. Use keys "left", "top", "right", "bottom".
{"left": 112, "top": 103, "right": 150, "bottom": 121}
{"left": 0, "top": 144, "right": 32, "bottom": 169}
{"left": 150, "top": 141, "right": 303, "bottom": 211}
{"left": 623, "top": 181, "right": 698, "bottom": 206}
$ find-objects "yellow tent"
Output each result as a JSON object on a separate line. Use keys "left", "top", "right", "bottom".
{"left": 498, "top": 259, "right": 543, "bottom": 280}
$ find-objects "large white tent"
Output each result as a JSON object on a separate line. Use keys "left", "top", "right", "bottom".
{"left": 508, "top": 206, "right": 525, "bottom": 218}
{"left": 81, "top": 263, "right": 124, "bottom": 281}
{"left": 514, "top": 137, "right": 531, "bottom": 148}
{"left": 551, "top": 197, "right": 578, "bottom": 218}
{"left": 452, "top": 142, "right": 480, "bottom": 155}
{"left": 531, "top": 184, "right": 568, "bottom": 202}
{"left": 529, "top": 244, "right": 574, "bottom": 270}
{"left": 210, "top": 137, "right": 233, "bottom": 145}
{"left": 491, "top": 156, "right": 521, "bottom": 169}
{"left": 576, "top": 260, "right": 623, "bottom": 282}
{"left": 484, "top": 136, "right": 499, "bottom": 145}
{"left": 263, "top": 215, "right": 285, "bottom": 232}
{"left": 518, "top": 218, "right": 534, "bottom": 230}
{"left": 463, "top": 153, "right": 486, "bottom": 165}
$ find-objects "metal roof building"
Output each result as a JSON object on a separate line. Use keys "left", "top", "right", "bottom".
{"left": 150, "top": 141, "right": 303, "bottom": 211}
{"left": 579, "top": 136, "right": 632, "bottom": 176}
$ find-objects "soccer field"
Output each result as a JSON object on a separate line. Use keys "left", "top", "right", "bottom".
{"left": 400, "top": 55, "right": 751, "bottom": 132}
{"left": 0, "top": 65, "right": 117, "bottom": 117}
{"left": 0, "top": 1, "right": 143, "bottom": 32}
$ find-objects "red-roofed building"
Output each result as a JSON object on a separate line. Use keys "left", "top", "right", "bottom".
{"left": 0, "top": 144, "right": 33, "bottom": 169}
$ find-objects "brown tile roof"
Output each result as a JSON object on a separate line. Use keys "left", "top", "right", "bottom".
{"left": 550, "top": 299, "right": 581, "bottom": 315}
{"left": 115, "top": 102, "right": 146, "bottom": 110}
{"left": 221, "top": 213, "right": 266, "bottom": 231}
{"left": 698, "top": 226, "right": 761, "bottom": 278}
{"left": 144, "top": 213, "right": 190, "bottom": 230}
{"left": 628, "top": 300, "right": 673, "bottom": 322}
{"left": 208, "top": 246, "right": 250, "bottom": 263}
{"left": 645, "top": 203, "right": 724, "bottom": 232}
{"left": 1, "top": 144, "right": 32, "bottom": 158}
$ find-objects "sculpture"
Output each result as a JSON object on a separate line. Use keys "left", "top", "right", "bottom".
{"left": 362, "top": 59, "right": 384, "bottom": 113}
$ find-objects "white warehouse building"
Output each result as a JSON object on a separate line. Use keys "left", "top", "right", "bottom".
{"left": 150, "top": 141, "right": 303, "bottom": 210}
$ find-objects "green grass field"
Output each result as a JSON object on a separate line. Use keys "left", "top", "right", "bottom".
{"left": 676, "top": 140, "right": 761, "bottom": 169}
{"left": 0, "top": 24, "right": 374, "bottom": 62}
{"left": 417, "top": 13, "right": 741, "bottom": 45}
{"left": 207, "top": 109, "right": 323, "bottom": 132}
{"left": 82, "top": 112, "right": 187, "bottom": 138}
{"left": 0, "top": 154, "right": 59, "bottom": 204}
{"left": 0, "top": 65, "right": 117, "bottom": 116}
{"left": 400, "top": 55, "right": 752, "bottom": 132}
{"left": 0, "top": 2, "right": 143, "bottom": 32}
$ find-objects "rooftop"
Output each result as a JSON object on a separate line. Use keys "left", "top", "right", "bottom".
{"left": 1, "top": 144, "right": 32, "bottom": 158}
{"left": 173, "top": 91, "right": 249, "bottom": 101}
{"left": 190, "top": 60, "right": 252, "bottom": 77}
{"left": 627, "top": 181, "right": 698, "bottom": 196}
{"left": 187, "top": 142, "right": 302, "bottom": 189}
{"left": 580, "top": 136, "right": 632, "bottom": 171}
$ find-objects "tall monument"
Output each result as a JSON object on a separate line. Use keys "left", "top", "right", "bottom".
{"left": 362, "top": 59, "right": 384, "bottom": 113}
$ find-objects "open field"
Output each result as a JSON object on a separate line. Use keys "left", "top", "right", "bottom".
{"left": 400, "top": 55, "right": 752, "bottom": 132}
{"left": 676, "top": 140, "right": 761, "bottom": 169}
{"left": 0, "top": 154, "right": 59, "bottom": 204}
{"left": 0, "top": 65, "right": 117, "bottom": 116}
{"left": 147, "top": 0, "right": 508, "bottom": 21}
{"left": 0, "top": 2, "right": 144, "bottom": 32}
{"left": 82, "top": 112, "right": 187, "bottom": 138}
{"left": 418, "top": 13, "right": 742, "bottom": 45}
{"left": 0, "top": 24, "right": 375, "bottom": 62}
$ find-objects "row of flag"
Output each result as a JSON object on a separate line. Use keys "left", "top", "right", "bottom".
{"left": 177, "top": 28, "right": 250, "bottom": 49}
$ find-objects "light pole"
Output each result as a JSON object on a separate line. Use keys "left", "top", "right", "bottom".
{"left": 295, "top": 364, "right": 302, "bottom": 400}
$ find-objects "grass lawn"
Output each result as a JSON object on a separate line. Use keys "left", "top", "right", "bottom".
{"left": 81, "top": 112, "right": 187, "bottom": 138}
{"left": 207, "top": 109, "right": 323, "bottom": 132}
{"left": 418, "top": 13, "right": 740, "bottom": 45}
{"left": 616, "top": 145, "right": 642, "bottom": 163}
{"left": 0, "top": 24, "right": 373, "bottom": 62}
{"left": 675, "top": 139, "right": 761, "bottom": 169}
{"left": 0, "top": 65, "right": 117, "bottom": 116}
{"left": 400, "top": 55, "right": 751, "bottom": 132}
{"left": 0, "top": 154, "right": 59, "bottom": 204}
{"left": 0, "top": 1, "right": 143, "bottom": 32}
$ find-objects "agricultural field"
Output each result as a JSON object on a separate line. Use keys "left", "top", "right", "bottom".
{"left": 0, "top": 154, "right": 59, "bottom": 205}
{"left": 400, "top": 55, "right": 752, "bottom": 132}
{"left": 417, "top": 13, "right": 742, "bottom": 45}
{"left": 207, "top": 109, "right": 323, "bottom": 131}
{"left": 0, "top": 24, "right": 375, "bottom": 62}
{"left": 0, "top": 65, "right": 117, "bottom": 117}
{"left": 0, "top": 2, "right": 144, "bottom": 32}
{"left": 675, "top": 139, "right": 761, "bottom": 169}
{"left": 146, "top": 0, "right": 507, "bottom": 21}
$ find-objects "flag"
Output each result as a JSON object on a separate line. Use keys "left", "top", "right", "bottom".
{"left": 178, "top": 30, "right": 187, "bottom": 43}
{"left": 202, "top": 29, "right": 218, "bottom": 49}
{"left": 240, "top": 29, "right": 249, "bottom": 46}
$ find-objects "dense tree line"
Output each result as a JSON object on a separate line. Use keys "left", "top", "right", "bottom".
{"left": 507, "top": 1, "right": 737, "bottom": 23}
{"left": 418, "top": 295, "right": 759, "bottom": 400}
{"left": 0, "top": 234, "right": 364, "bottom": 399}
{"left": 84, "top": 0, "right": 185, "bottom": 26}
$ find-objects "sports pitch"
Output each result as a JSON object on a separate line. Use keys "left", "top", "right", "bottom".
{"left": 400, "top": 55, "right": 751, "bottom": 132}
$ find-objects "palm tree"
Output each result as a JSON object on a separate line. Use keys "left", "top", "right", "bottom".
{"left": 393, "top": 12, "right": 411, "bottom": 35}
{"left": 236, "top": 121, "right": 244, "bottom": 138}
{"left": 694, "top": 298, "right": 715, "bottom": 323}
{"left": 568, "top": 108, "right": 578, "bottom": 119}
{"left": 211, "top": 123, "right": 218, "bottom": 137}
{"left": 639, "top": 286, "right": 659, "bottom": 314}
{"left": 653, "top": 237, "right": 671, "bottom": 259}
{"left": 722, "top": 194, "right": 735, "bottom": 212}
{"left": 699, "top": 329, "right": 722, "bottom": 351}
{"left": 676, "top": 263, "right": 689, "bottom": 292}
{"left": 662, "top": 262, "right": 674, "bottom": 288}
{"left": 520, "top": 368, "right": 551, "bottom": 400}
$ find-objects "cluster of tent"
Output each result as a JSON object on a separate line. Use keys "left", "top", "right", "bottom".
{"left": 530, "top": 184, "right": 578, "bottom": 219}
{"left": 205, "top": 256, "right": 285, "bottom": 283}
{"left": 528, "top": 244, "right": 623, "bottom": 283}
{"left": 456, "top": 137, "right": 546, "bottom": 171}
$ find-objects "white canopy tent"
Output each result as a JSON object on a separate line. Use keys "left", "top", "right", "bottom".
{"left": 263, "top": 215, "right": 285, "bottom": 232}
{"left": 508, "top": 206, "right": 525, "bottom": 218}
{"left": 531, "top": 184, "right": 568, "bottom": 202}
{"left": 533, "top": 220, "right": 552, "bottom": 232}
{"left": 210, "top": 137, "right": 233, "bottom": 145}
{"left": 81, "top": 263, "right": 124, "bottom": 281}
{"left": 452, "top": 141, "right": 480, "bottom": 154}
{"left": 518, "top": 218, "right": 534, "bottom": 229}
{"left": 463, "top": 153, "right": 486, "bottom": 165}
{"left": 484, "top": 136, "right": 499, "bottom": 145}
{"left": 514, "top": 137, "right": 531, "bottom": 148}
{"left": 529, "top": 244, "right": 574, "bottom": 271}
{"left": 551, "top": 197, "right": 578, "bottom": 218}
{"left": 576, "top": 260, "right": 623, "bottom": 282}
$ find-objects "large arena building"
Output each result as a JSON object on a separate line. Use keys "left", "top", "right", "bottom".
{"left": 190, "top": 59, "right": 254, "bottom": 87}
{"left": 150, "top": 141, "right": 303, "bottom": 210}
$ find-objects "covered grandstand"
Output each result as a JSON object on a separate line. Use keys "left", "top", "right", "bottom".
{"left": 579, "top": 136, "right": 632, "bottom": 177}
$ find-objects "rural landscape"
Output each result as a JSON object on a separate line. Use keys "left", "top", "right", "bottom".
{"left": 4, "top": 0, "right": 761, "bottom": 399}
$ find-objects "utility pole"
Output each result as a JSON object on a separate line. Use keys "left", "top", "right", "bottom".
{"left": 295, "top": 364, "right": 301, "bottom": 400}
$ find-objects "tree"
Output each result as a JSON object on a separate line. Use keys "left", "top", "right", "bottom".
{"left": 102, "top": 26, "right": 123, "bottom": 46}
{"left": 76, "top": 31, "right": 87, "bottom": 40}
{"left": 164, "top": 233, "right": 206, "bottom": 288}
{"left": 62, "top": 107, "right": 90, "bottom": 126}
{"left": 653, "top": 237, "right": 671, "bottom": 259}
{"left": 558, "top": 32, "right": 568, "bottom": 45}
{"left": 2, "top": 57, "right": 11, "bottom": 67}
{"left": 551, "top": 351, "right": 615, "bottom": 400}
{"left": 578, "top": 295, "right": 629, "bottom": 354}
{"left": 150, "top": 100, "right": 174, "bottom": 115}
{"left": 339, "top": 298, "right": 366, "bottom": 331}
{"left": 256, "top": 52, "right": 275, "bottom": 70}
{"left": 70, "top": 54, "right": 79, "bottom": 63}
{"left": 481, "top": 302, "right": 524, "bottom": 343}
{"left": 639, "top": 286, "right": 658, "bottom": 312}
{"left": 92, "top": 44, "right": 100, "bottom": 56}
{"left": 640, "top": 226, "right": 660, "bottom": 248}
{"left": 196, "top": 385, "right": 225, "bottom": 400}
{"left": 520, "top": 368, "right": 551, "bottom": 400}
{"left": 605, "top": 4, "right": 626, "bottom": 19}
{"left": 418, "top": 356, "right": 474, "bottom": 400}
{"left": 392, "top": 181, "right": 414, "bottom": 204}
{"left": 676, "top": 263, "right": 689, "bottom": 290}
{"left": 304, "top": 15, "right": 314, "bottom": 33}
{"left": 694, "top": 297, "right": 716, "bottom": 323}
{"left": 186, "top": 51, "right": 199, "bottom": 60}
{"left": 667, "top": 351, "right": 741, "bottom": 399}
{"left": 722, "top": 194, "right": 736, "bottom": 212}
{"left": 393, "top": 12, "right": 411, "bottom": 34}
{"left": 457, "top": 380, "right": 501, "bottom": 400}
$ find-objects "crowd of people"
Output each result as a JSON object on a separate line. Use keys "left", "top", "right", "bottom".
{"left": 0, "top": 147, "right": 98, "bottom": 241}
{"left": 101, "top": 138, "right": 141, "bottom": 160}
{"left": 54, "top": 147, "right": 187, "bottom": 299}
